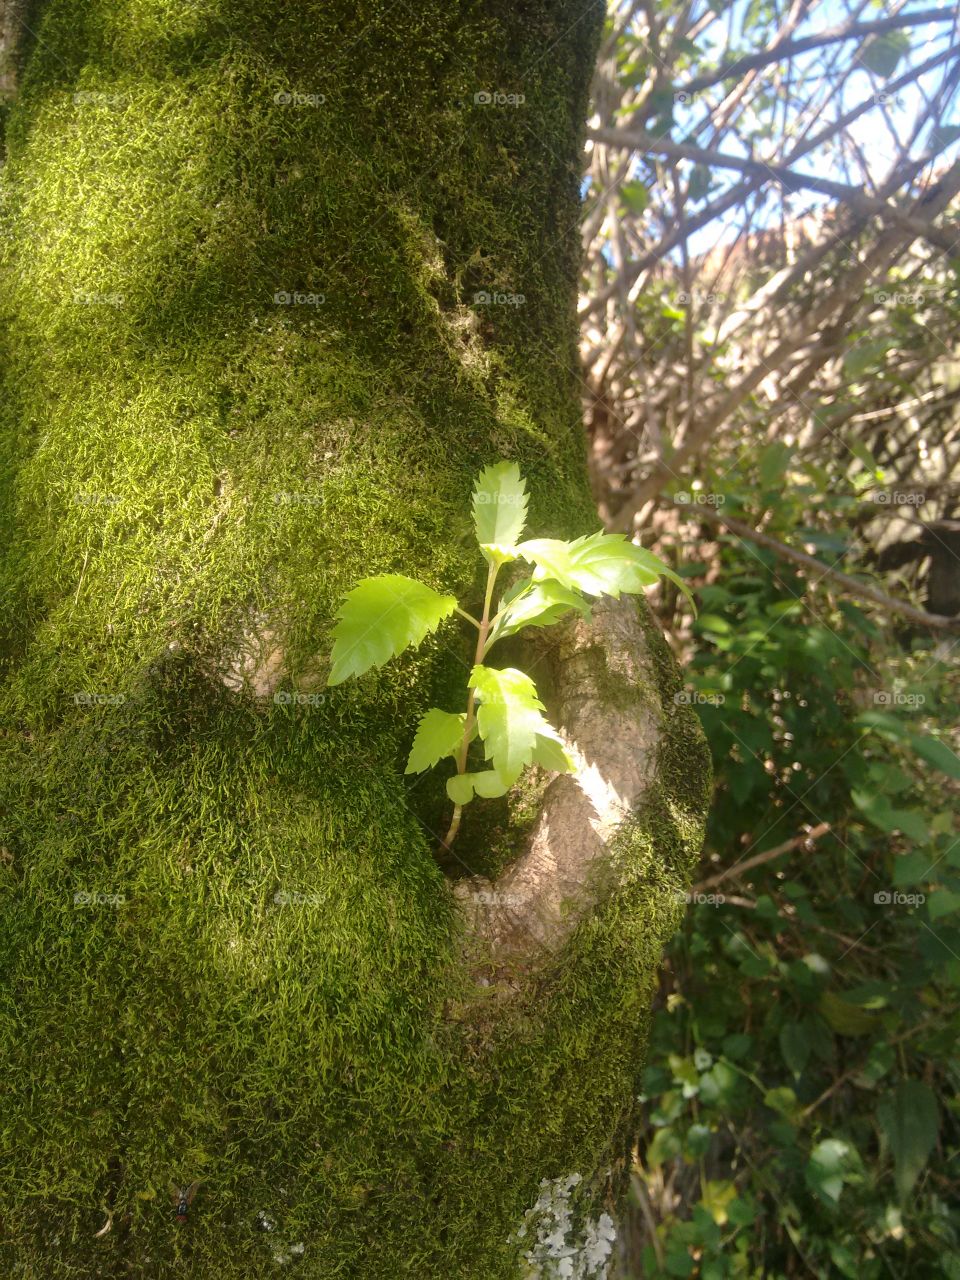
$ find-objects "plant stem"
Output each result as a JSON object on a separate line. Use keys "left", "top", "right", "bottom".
{"left": 441, "top": 559, "right": 499, "bottom": 850}
{"left": 455, "top": 606, "right": 481, "bottom": 629}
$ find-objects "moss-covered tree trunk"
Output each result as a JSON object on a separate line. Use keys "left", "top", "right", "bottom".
{"left": 0, "top": 2, "right": 709, "bottom": 1275}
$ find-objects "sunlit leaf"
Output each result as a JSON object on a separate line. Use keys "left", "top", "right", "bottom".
{"left": 472, "top": 461, "right": 528, "bottom": 560}
{"left": 405, "top": 708, "right": 466, "bottom": 774}
{"left": 489, "top": 578, "right": 592, "bottom": 644}
{"left": 327, "top": 575, "right": 457, "bottom": 685}
{"left": 446, "top": 774, "right": 475, "bottom": 805}
{"left": 469, "top": 665, "right": 568, "bottom": 783}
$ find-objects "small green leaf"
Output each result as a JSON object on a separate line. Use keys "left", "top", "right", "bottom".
{"left": 472, "top": 461, "right": 528, "bottom": 560}
{"left": 446, "top": 774, "right": 475, "bottom": 805}
{"left": 930, "top": 124, "right": 960, "bottom": 151}
{"left": 469, "top": 665, "right": 563, "bottom": 783}
{"left": 405, "top": 709, "right": 466, "bottom": 774}
{"left": 878, "top": 1081, "right": 939, "bottom": 1201}
{"left": 819, "top": 990, "right": 880, "bottom": 1036}
{"left": 806, "top": 1139, "right": 857, "bottom": 1205}
{"left": 469, "top": 770, "right": 511, "bottom": 798}
{"left": 620, "top": 180, "right": 649, "bottom": 214}
{"left": 327, "top": 575, "right": 457, "bottom": 685}
{"left": 764, "top": 1086, "right": 799, "bottom": 1116}
{"left": 860, "top": 30, "right": 909, "bottom": 77}
{"left": 759, "top": 442, "right": 791, "bottom": 489}
{"left": 489, "top": 578, "right": 591, "bottom": 644}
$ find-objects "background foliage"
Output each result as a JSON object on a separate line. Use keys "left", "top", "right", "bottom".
{"left": 580, "top": 1, "right": 960, "bottom": 1275}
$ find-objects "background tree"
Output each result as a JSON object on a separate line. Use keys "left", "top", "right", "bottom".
{"left": 0, "top": 1, "right": 710, "bottom": 1277}
{"left": 578, "top": 3, "right": 960, "bottom": 1275}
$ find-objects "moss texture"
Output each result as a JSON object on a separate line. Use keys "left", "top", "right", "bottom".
{"left": 0, "top": 1, "right": 710, "bottom": 1274}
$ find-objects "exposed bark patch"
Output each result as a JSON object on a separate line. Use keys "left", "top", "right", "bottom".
{"left": 453, "top": 596, "right": 665, "bottom": 965}
{"left": 219, "top": 613, "right": 287, "bottom": 699}
{"left": 0, "top": 1, "right": 24, "bottom": 102}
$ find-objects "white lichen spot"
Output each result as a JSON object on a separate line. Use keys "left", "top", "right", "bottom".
{"left": 272, "top": 1240, "right": 306, "bottom": 1266}
{"left": 513, "top": 1173, "right": 617, "bottom": 1279}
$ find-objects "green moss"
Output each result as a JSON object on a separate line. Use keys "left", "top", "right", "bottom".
{"left": 0, "top": 1, "right": 708, "bottom": 1275}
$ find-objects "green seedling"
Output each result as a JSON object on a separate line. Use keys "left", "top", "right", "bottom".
{"left": 326, "top": 462, "right": 691, "bottom": 847}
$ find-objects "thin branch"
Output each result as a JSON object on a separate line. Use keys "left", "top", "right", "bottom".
{"left": 694, "top": 823, "right": 832, "bottom": 892}
{"left": 678, "top": 10, "right": 957, "bottom": 96}
{"left": 586, "top": 126, "right": 960, "bottom": 252}
{"left": 677, "top": 507, "right": 960, "bottom": 631}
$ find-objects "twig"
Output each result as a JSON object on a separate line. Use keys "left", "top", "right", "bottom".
{"left": 679, "top": 10, "right": 957, "bottom": 96}
{"left": 587, "top": 126, "right": 960, "bottom": 252}
{"left": 694, "top": 823, "right": 831, "bottom": 892}
{"left": 678, "top": 507, "right": 960, "bottom": 632}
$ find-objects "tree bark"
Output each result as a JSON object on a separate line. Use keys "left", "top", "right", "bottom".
{"left": 0, "top": 2, "right": 710, "bottom": 1275}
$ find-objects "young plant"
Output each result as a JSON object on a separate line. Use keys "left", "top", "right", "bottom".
{"left": 326, "top": 462, "right": 690, "bottom": 848}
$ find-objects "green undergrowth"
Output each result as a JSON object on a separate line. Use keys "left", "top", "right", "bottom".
{"left": 0, "top": 0, "right": 707, "bottom": 1274}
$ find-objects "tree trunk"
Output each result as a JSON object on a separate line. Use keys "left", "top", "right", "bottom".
{"left": 0, "top": 2, "right": 710, "bottom": 1275}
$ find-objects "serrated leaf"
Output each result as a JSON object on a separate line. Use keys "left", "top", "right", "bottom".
{"left": 327, "top": 575, "right": 458, "bottom": 685}
{"left": 517, "top": 531, "right": 694, "bottom": 608}
{"left": 489, "top": 578, "right": 592, "bottom": 644}
{"left": 530, "top": 731, "right": 575, "bottom": 773}
{"left": 878, "top": 1081, "right": 939, "bottom": 1201}
{"left": 405, "top": 709, "right": 466, "bottom": 774}
{"left": 469, "top": 665, "right": 559, "bottom": 783}
{"left": 472, "top": 461, "right": 528, "bottom": 559}
{"left": 446, "top": 774, "right": 475, "bottom": 805}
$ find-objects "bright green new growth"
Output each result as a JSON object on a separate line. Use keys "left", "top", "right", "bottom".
{"left": 327, "top": 461, "right": 689, "bottom": 846}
